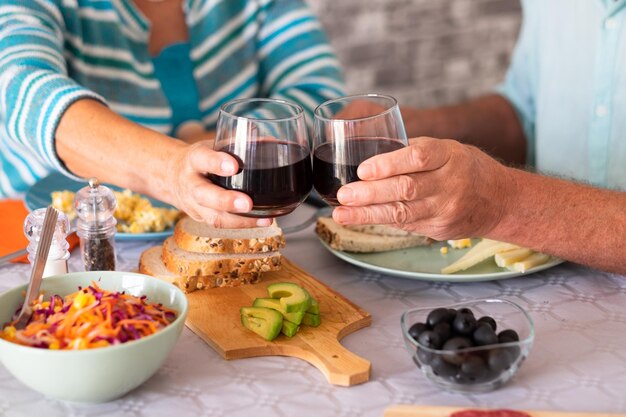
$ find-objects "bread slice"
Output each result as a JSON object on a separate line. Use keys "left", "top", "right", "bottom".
{"left": 316, "top": 217, "right": 430, "bottom": 253}
{"left": 162, "top": 236, "right": 282, "bottom": 276}
{"left": 344, "top": 224, "right": 422, "bottom": 237}
{"left": 173, "top": 216, "right": 286, "bottom": 254}
{"left": 139, "top": 246, "right": 261, "bottom": 293}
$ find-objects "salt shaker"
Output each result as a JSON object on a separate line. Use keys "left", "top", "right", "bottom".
{"left": 74, "top": 178, "right": 117, "bottom": 271}
{"left": 24, "top": 208, "right": 71, "bottom": 277}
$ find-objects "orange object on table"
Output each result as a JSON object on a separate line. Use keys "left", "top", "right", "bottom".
{"left": 0, "top": 199, "right": 78, "bottom": 264}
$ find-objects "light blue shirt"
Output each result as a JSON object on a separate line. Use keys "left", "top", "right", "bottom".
{"left": 499, "top": 0, "right": 626, "bottom": 190}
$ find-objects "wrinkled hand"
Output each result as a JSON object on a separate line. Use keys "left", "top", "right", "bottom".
{"left": 332, "top": 137, "right": 514, "bottom": 240}
{"left": 167, "top": 140, "right": 271, "bottom": 228}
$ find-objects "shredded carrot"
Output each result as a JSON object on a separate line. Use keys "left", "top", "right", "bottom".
{"left": 0, "top": 281, "right": 177, "bottom": 350}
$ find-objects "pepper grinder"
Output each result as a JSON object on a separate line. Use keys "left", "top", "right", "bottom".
{"left": 74, "top": 178, "right": 117, "bottom": 271}
{"left": 24, "top": 207, "right": 70, "bottom": 277}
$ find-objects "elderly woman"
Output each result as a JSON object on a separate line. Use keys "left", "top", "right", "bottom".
{"left": 0, "top": 0, "right": 344, "bottom": 227}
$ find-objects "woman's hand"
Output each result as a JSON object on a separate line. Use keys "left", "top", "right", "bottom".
{"left": 167, "top": 140, "right": 271, "bottom": 228}
{"left": 332, "top": 137, "right": 515, "bottom": 240}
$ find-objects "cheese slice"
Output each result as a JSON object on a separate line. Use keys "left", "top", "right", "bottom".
{"left": 508, "top": 252, "right": 551, "bottom": 273}
{"left": 441, "top": 239, "right": 521, "bottom": 274}
{"left": 494, "top": 248, "right": 534, "bottom": 267}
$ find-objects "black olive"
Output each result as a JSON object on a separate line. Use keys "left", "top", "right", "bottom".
{"left": 442, "top": 336, "right": 474, "bottom": 365}
{"left": 432, "top": 321, "right": 452, "bottom": 342}
{"left": 457, "top": 307, "right": 475, "bottom": 317}
{"left": 408, "top": 322, "right": 428, "bottom": 342}
{"left": 487, "top": 347, "right": 514, "bottom": 373}
{"left": 459, "top": 355, "right": 488, "bottom": 382}
{"left": 416, "top": 348, "right": 433, "bottom": 366}
{"left": 429, "top": 355, "right": 459, "bottom": 378}
{"left": 452, "top": 312, "right": 477, "bottom": 336}
{"left": 426, "top": 308, "right": 456, "bottom": 327}
{"left": 417, "top": 330, "right": 443, "bottom": 349}
{"left": 498, "top": 329, "right": 520, "bottom": 343}
{"left": 472, "top": 323, "right": 498, "bottom": 346}
{"left": 477, "top": 316, "right": 497, "bottom": 332}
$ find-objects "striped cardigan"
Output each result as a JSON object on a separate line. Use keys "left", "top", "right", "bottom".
{"left": 0, "top": 0, "right": 345, "bottom": 197}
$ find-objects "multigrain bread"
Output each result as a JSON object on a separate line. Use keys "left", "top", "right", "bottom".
{"left": 344, "top": 224, "right": 420, "bottom": 237}
{"left": 316, "top": 217, "right": 430, "bottom": 253}
{"left": 162, "top": 236, "right": 282, "bottom": 276}
{"left": 173, "top": 216, "right": 285, "bottom": 254}
{"left": 139, "top": 246, "right": 261, "bottom": 293}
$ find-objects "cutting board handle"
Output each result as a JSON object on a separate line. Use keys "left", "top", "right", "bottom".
{"left": 294, "top": 335, "right": 371, "bottom": 387}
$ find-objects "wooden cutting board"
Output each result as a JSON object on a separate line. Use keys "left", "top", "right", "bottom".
{"left": 185, "top": 258, "right": 372, "bottom": 386}
{"left": 383, "top": 405, "right": 625, "bottom": 417}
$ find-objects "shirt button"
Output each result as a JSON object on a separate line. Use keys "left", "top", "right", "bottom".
{"left": 605, "top": 18, "right": 618, "bottom": 30}
{"left": 596, "top": 105, "right": 608, "bottom": 117}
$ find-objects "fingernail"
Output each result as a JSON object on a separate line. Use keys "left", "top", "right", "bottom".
{"left": 221, "top": 160, "right": 236, "bottom": 174}
{"left": 234, "top": 198, "right": 250, "bottom": 212}
{"left": 358, "top": 163, "right": 374, "bottom": 179}
{"left": 256, "top": 218, "right": 272, "bottom": 227}
{"left": 333, "top": 208, "right": 348, "bottom": 224}
{"left": 337, "top": 187, "right": 354, "bottom": 204}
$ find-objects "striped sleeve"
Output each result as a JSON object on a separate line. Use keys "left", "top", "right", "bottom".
{"left": 0, "top": 1, "right": 106, "bottom": 181}
{"left": 257, "top": 0, "right": 345, "bottom": 129}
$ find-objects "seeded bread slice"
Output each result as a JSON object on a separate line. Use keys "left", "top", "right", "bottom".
{"left": 316, "top": 217, "right": 431, "bottom": 253}
{"left": 173, "top": 216, "right": 286, "bottom": 254}
{"left": 162, "top": 236, "right": 282, "bottom": 276}
{"left": 139, "top": 246, "right": 262, "bottom": 293}
{"left": 344, "top": 224, "right": 423, "bottom": 237}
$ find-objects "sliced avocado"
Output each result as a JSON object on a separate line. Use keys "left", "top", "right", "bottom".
{"left": 252, "top": 297, "right": 304, "bottom": 324}
{"left": 281, "top": 320, "right": 299, "bottom": 338}
{"left": 301, "top": 312, "right": 321, "bottom": 327}
{"left": 306, "top": 298, "right": 320, "bottom": 315}
{"left": 267, "top": 282, "right": 311, "bottom": 313}
{"left": 240, "top": 307, "right": 283, "bottom": 341}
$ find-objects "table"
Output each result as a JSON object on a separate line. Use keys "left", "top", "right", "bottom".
{"left": 1, "top": 204, "right": 626, "bottom": 417}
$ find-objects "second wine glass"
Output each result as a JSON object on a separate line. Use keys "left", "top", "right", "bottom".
{"left": 312, "top": 94, "right": 408, "bottom": 205}
{"left": 208, "top": 98, "right": 312, "bottom": 218}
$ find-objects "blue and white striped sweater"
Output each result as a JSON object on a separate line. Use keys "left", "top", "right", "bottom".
{"left": 0, "top": 0, "right": 345, "bottom": 197}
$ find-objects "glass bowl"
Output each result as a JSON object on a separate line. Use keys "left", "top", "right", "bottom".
{"left": 400, "top": 298, "right": 534, "bottom": 393}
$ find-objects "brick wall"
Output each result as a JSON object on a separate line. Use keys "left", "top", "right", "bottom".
{"left": 308, "top": 0, "right": 522, "bottom": 108}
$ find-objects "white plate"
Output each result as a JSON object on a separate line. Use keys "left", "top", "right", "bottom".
{"left": 319, "top": 238, "right": 564, "bottom": 282}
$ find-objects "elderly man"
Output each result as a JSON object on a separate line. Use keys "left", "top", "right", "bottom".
{"left": 333, "top": 0, "right": 626, "bottom": 274}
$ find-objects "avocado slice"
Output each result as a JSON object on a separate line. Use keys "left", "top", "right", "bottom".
{"left": 281, "top": 320, "right": 299, "bottom": 338}
{"left": 267, "top": 282, "right": 311, "bottom": 313}
{"left": 240, "top": 307, "right": 283, "bottom": 341}
{"left": 306, "top": 298, "right": 320, "bottom": 315}
{"left": 252, "top": 297, "right": 305, "bottom": 324}
{"left": 301, "top": 312, "right": 321, "bottom": 327}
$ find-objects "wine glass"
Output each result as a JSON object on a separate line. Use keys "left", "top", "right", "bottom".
{"left": 208, "top": 98, "right": 312, "bottom": 218}
{"left": 312, "top": 94, "right": 408, "bottom": 205}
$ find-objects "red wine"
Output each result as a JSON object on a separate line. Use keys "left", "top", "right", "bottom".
{"left": 313, "top": 137, "right": 404, "bottom": 205}
{"left": 209, "top": 141, "right": 312, "bottom": 217}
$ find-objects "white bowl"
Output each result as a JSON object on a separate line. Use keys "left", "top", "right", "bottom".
{"left": 0, "top": 271, "right": 188, "bottom": 403}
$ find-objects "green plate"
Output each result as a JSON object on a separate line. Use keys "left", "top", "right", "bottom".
{"left": 319, "top": 238, "right": 563, "bottom": 282}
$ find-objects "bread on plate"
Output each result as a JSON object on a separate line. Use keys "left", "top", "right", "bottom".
{"left": 315, "top": 217, "right": 430, "bottom": 253}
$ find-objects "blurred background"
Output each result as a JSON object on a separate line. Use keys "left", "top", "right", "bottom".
{"left": 309, "top": 0, "right": 522, "bottom": 108}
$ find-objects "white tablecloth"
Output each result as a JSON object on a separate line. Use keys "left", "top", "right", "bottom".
{"left": 1, "top": 205, "right": 626, "bottom": 417}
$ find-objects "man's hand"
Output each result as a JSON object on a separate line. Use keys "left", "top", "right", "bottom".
{"left": 332, "top": 137, "right": 514, "bottom": 240}
{"left": 168, "top": 140, "right": 271, "bottom": 228}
